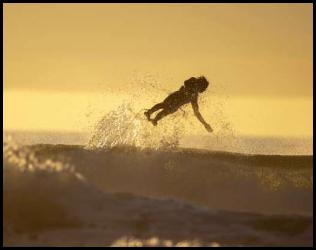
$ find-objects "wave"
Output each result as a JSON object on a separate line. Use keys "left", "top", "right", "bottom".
{"left": 3, "top": 138, "right": 313, "bottom": 246}
{"left": 16, "top": 143, "right": 314, "bottom": 213}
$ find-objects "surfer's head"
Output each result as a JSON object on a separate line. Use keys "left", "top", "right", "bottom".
{"left": 196, "top": 76, "right": 209, "bottom": 93}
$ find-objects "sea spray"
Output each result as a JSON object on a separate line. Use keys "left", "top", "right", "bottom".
{"left": 3, "top": 135, "right": 80, "bottom": 176}
{"left": 3, "top": 136, "right": 84, "bottom": 235}
{"left": 86, "top": 102, "right": 185, "bottom": 150}
{"left": 85, "top": 73, "right": 238, "bottom": 151}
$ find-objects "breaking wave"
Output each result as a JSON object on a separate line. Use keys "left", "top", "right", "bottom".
{"left": 3, "top": 136, "right": 313, "bottom": 246}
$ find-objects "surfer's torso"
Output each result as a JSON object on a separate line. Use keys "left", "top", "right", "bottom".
{"left": 163, "top": 82, "right": 198, "bottom": 111}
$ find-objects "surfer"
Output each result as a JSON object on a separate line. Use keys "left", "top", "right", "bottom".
{"left": 144, "top": 76, "right": 213, "bottom": 133}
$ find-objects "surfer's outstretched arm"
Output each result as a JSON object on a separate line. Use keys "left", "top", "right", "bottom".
{"left": 191, "top": 100, "right": 213, "bottom": 133}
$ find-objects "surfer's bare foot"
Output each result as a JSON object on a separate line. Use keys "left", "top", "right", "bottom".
{"left": 144, "top": 111, "right": 150, "bottom": 121}
{"left": 151, "top": 120, "right": 158, "bottom": 126}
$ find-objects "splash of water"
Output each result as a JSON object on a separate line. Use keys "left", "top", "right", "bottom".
{"left": 3, "top": 135, "right": 84, "bottom": 180}
{"left": 110, "top": 236, "right": 221, "bottom": 247}
{"left": 85, "top": 73, "right": 237, "bottom": 151}
{"left": 86, "top": 102, "right": 185, "bottom": 150}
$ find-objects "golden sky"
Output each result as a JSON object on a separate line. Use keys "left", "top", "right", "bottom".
{"left": 3, "top": 4, "right": 313, "bottom": 136}
{"left": 4, "top": 3, "right": 312, "bottom": 96}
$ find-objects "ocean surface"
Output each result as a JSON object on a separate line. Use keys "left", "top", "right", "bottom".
{"left": 4, "top": 130, "right": 313, "bottom": 155}
{"left": 3, "top": 129, "right": 313, "bottom": 246}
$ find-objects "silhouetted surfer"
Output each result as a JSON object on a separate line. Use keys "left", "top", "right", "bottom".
{"left": 144, "top": 76, "right": 213, "bottom": 133}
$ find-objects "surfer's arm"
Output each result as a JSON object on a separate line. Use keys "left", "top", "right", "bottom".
{"left": 191, "top": 99, "right": 213, "bottom": 133}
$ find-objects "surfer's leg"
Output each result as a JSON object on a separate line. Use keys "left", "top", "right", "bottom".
{"left": 148, "top": 103, "right": 165, "bottom": 113}
{"left": 145, "top": 103, "right": 165, "bottom": 120}
{"left": 151, "top": 108, "right": 176, "bottom": 126}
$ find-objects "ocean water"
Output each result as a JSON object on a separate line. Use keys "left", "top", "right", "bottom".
{"left": 3, "top": 127, "right": 313, "bottom": 246}
{"left": 5, "top": 130, "right": 313, "bottom": 156}
{"left": 3, "top": 98, "right": 313, "bottom": 246}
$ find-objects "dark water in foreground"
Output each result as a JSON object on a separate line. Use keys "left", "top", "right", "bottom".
{"left": 3, "top": 131, "right": 313, "bottom": 246}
